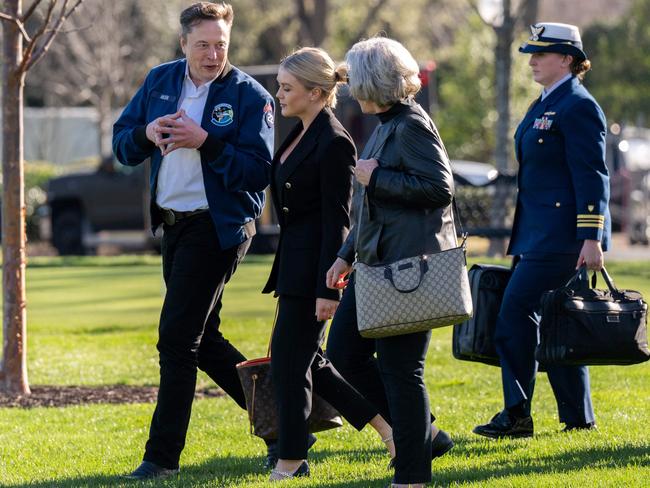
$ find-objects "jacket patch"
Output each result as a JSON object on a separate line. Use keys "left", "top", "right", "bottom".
{"left": 211, "top": 103, "right": 234, "bottom": 126}
{"left": 263, "top": 102, "right": 274, "bottom": 128}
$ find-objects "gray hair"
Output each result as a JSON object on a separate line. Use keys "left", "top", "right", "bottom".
{"left": 280, "top": 47, "right": 345, "bottom": 108}
{"left": 342, "top": 37, "right": 421, "bottom": 106}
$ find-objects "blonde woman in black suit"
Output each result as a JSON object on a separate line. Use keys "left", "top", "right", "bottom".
{"left": 262, "top": 47, "right": 394, "bottom": 481}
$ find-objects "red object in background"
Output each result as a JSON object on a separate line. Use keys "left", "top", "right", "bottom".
{"left": 419, "top": 60, "right": 437, "bottom": 86}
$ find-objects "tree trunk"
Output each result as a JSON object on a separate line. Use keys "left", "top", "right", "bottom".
{"left": 487, "top": 0, "right": 514, "bottom": 257}
{"left": 97, "top": 90, "right": 113, "bottom": 160}
{"left": 296, "top": 0, "right": 328, "bottom": 46}
{"left": 1, "top": 0, "right": 30, "bottom": 395}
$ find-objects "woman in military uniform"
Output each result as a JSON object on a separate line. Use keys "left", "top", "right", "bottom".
{"left": 473, "top": 22, "right": 611, "bottom": 439}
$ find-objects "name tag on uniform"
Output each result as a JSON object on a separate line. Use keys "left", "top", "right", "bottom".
{"left": 533, "top": 116, "right": 553, "bottom": 130}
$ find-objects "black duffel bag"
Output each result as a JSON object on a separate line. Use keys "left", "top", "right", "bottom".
{"left": 452, "top": 263, "right": 512, "bottom": 366}
{"left": 536, "top": 267, "right": 649, "bottom": 366}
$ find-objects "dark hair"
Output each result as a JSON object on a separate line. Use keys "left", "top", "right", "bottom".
{"left": 570, "top": 57, "right": 591, "bottom": 80}
{"left": 180, "top": 2, "right": 234, "bottom": 37}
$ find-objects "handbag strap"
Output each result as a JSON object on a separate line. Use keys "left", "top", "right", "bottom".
{"left": 352, "top": 112, "right": 469, "bottom": 261}
{"left": 353, "top": 120, "right": 397, "bottom": 259}
{"left": 354, "top": 165, "right": 467, "bottom": 264}
{"left": 266, "top": 301, "right": 280, "bottom": 358}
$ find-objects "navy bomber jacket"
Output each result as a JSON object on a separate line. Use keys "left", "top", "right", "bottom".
{"left": 112, "top": 59, "right": 274, "bottom": 250}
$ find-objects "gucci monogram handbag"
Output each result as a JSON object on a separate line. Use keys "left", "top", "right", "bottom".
{"left": 355, "top": 240, "right": 473, "bottom": 338}
{"left": 236, "top": 313, "right": 343, "bottom": 440}
{"left": 353, "top": 192, "right": 473, "bottom": 338}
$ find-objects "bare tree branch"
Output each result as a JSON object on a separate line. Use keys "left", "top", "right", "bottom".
{"left": 348, "top": 0, "right": 390, "bottom": 44}
{"left": 0, "top": 12, "right": 33, "bottom": 43}
{"left": 22, "top": 0, "right": 46, "bottom": 22}
{"left": 24, "top": 0, "right": 84, "bottom": 72}
{"left": 19, "top": 0, "right": 58, "bottom": 73}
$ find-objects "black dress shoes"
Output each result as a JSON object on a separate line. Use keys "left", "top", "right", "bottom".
{"left": 473, "top": 409, "right": 534, "bottom": 439}
{"left": 563, "top": 421, "right": 597, "bottom": 432}
{"left": 431, "top": 429, "right": 454, "bottom": 458}
{"left": 264, "top": 433, "right": 317, "bottom": 469}
{"left": 123, "top": 461, "right": 179, "bottom": 480}
{"left": 269, "top": 460, "right": 310, "bottom": 481}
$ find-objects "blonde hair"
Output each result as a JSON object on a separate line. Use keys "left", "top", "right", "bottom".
{"left": 340, "top": 37, "right": 421, "bottom": 107}
{"left": 280, "top": 47, "right": 345, "bottom": 108}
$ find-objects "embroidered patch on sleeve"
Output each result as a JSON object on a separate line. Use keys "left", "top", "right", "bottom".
{"left": 263, "top": 102, "right": 274, "bottom": 128}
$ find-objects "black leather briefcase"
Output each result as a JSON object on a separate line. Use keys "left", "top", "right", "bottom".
{"left": 452, "top": 264, "right": 511, "bottom": 366}
{"left": 536, "top": 267, "right": 649, "bottom": 366}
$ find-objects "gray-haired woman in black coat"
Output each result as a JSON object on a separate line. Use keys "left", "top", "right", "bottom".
{"left": 325, "top": 37, "right": 457, "bottom": 488}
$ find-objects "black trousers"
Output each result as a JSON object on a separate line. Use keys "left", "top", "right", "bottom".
{"left": 144, "top": 213, "right": 250, "bottom": 469}
{"left": 326, "top": 277, "right": 433, "bottom": 485}
{"left": 271, "top": 295, "right": 378, "bottom": 460}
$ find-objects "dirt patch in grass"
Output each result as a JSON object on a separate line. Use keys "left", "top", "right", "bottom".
{"left": 0, "top": 385, "right": 224, "bottom": 408}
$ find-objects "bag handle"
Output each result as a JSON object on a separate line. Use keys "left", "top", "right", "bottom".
{"left": 383, "top": 258, "right": 429, "bottom": 293}
{"left": 266, "top": 301, "right": 279, "bottom": 358}
{"left": 565, "top": 266, "right": 620, "bottom": 296}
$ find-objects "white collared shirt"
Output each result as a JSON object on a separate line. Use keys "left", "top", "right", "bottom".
{"left": 541, "top": 73, "right": 572, "bottom": 101}
{"left": 155, "top": 66, "right": 217, "bottom": 211}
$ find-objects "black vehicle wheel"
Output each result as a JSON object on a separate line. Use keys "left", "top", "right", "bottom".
{"left": 52, "top": 208, "right": 86, "bottom": 255}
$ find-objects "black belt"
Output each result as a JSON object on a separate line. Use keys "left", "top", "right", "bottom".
{"left": 159, "top": 207, "right": 208, "bottom": 226}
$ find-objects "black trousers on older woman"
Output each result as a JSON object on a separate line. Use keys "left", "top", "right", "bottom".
{"left": 271, "top": 294, "right": 378, "bottom": 460}
{"left": 326, "top": 277, "right": 433, "bottom": 485}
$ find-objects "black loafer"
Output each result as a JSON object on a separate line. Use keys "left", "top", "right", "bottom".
{"left": 473, "top": 409, "right": 534, "bottom": 439}
{"left": 431, "top": 429, "right": 454, "bottom": 458}
{"left": 563, "top": 421, "right": 597, "bottom": 432}
{"left": 270, "top": 460, "right": 310, "bottom": 480}
{"left": 264, "top": 433, "right": 317, "bottom": 469}
{"left": 122, "top": 461, "right": 179, "bottom": 480}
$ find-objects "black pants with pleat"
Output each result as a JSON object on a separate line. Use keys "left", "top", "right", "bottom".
{"left": 271, "top": 294, "right": 378, "bottom": 460}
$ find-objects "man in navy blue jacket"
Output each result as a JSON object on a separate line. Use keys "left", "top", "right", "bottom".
{"left": 474, "top": 22, "right": 610, "bottom": 439}
{"left": 113, "top": 2, "right": 273, "bottom": 479}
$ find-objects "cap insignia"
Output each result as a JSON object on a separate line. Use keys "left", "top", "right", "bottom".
{"left": 530, "top": 25, "right": 545, "bottom": 41}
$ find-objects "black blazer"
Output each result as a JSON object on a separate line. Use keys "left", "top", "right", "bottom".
{"left": 338, "top": 100, "right": 456, "bottom": 265}
{"left": 262, "top": 108, "right": 355, "bottom": 300}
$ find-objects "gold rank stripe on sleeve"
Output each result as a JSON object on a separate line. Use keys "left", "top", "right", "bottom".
{"left": 577, "top": 214, "right": 605, "bottom": 221}
{"left": 577, "top": 214, "right": 605, "bottom": 229}
{"left": 577, "top": 223, "right": 605, "bottom": 228}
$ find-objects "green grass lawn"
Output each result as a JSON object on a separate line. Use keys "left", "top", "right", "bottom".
{"left": 0, "top": 254, "right": 648, "bottom": 487}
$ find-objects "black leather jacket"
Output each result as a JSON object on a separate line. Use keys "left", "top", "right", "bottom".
{"left": 338, "top": 100, "right": 457, "bottom": 265}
